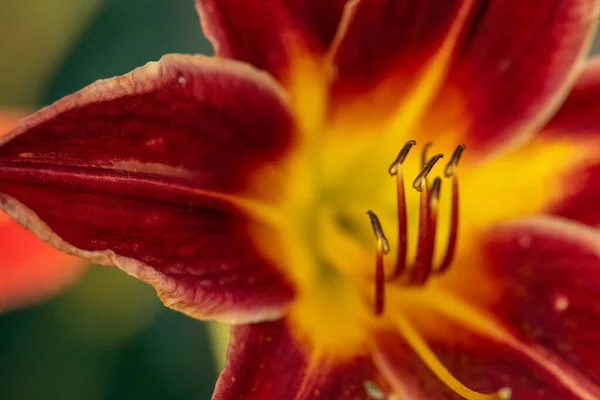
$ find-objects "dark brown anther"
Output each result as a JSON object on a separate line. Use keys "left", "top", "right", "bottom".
{"left": 388, "top": 140, "right": 417, "bottom": 176}
{"left": 444, "top": 144, "right": 466, "bottom": 177}
{"left": 421, "top": 142, "right": 432, "bottom": 168}
{"left": 367, "top": 210, "right": 388, "bottom": 316}
{"left": 413, "top": 153, "right": 444, "bottom": 191}
{"left": 367, "top": 210, "right": 390, "bottom": 254}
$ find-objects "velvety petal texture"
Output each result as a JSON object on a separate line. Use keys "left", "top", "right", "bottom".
{"left": 477, "top": 217, "right": 600, "bottom": 389}
{"left": 374, "top": 309, "right": 600, "bottom": 400}
{"left": 540, "top": 58, "right": 600, "bottom": 227}
{"left": 196, "top": 0, "right": 348, "bottom": 82}
{"left": 418, "top": 0, "right": 599, "bottom": 155}
{"left": 213, "top": 319, "right": 390, "bottom": 400}
{"left": 328, "top": 0, "right": 598, "bottom": 157}
{"left": 0, "top": 110, "right": 84, "bottom": 312}
{"left": 382, "top": 217, "right": 600, "bottom": 398}
{"left": 0, "top": 55, "right": 296, "bottom": 323}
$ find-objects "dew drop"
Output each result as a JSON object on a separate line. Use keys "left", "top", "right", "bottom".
{"left": 554, "top": 294, "right": 570, "bottom": 312}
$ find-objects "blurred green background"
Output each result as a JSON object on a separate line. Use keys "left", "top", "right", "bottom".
{"left": 2, "top": 1, "right": 600, "bottom": 400}
{"left": 0, "top": 1, "right": 224, "bottom": 399}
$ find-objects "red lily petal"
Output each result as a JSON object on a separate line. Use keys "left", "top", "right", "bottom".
{"left": 374, "top": 308, "right": 600, "bottom": 399}
{"left": 329, "top": 0, "right": 598, "bottom": 156}
{"left": 0, "top": 110, "right": 84, "bottom": 311}
{"left": 477, "top": 216, "right": 600, "bottom": 389}
{"left": 213, "top": 319, "right": 390, "bottom": 400}
{"left": 538, "top": 58, "right": 600, "bottom": 227}
{"left": 196, "top": 0, "right": 348, "bottom": 82}
{"left": 371, "top": 216, "right": 600, "bottom": 398}
{"left": 0, "top": 54, "right": 296, "bottom": 323}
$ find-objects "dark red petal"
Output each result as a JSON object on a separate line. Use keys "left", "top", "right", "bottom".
{"left": 0, "top": 54, "right": 296, "bottom": 323}
{"left": 539, "top": 58, "right": 600, "bottom": 226}
{"left": 329, "top": 0, "right": 598, "bottom": 156}
{"left": 196, "top": 0, "right": 349, "bottom": 82}
{"left": 476, "top": 216, "right": 600, "bottom": 390}
{"left": 374, "top": 307, "right": 600, "bottom": 399}
{"left": 212, "top": 319, "right": 390, "bottom": 400}
{"left": 0, "top": 110, "right": 84, "bottom": 311}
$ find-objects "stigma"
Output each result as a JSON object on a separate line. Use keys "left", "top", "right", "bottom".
{"left": 367, "top": 141, "right": 464, "bottom": 315}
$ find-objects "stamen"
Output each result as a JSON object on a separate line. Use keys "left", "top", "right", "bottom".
{"left": 393, "top": 312, "right": 512, "bottom": 400}
{"left": 435, "top": 174, "right": 459, "bottom": 274}
{"left": 367, "top": 210, "right": 390, "bottom": 254}
{"left": 408, "top": 177, "right": 441, "bottom": 284}
{"left": 444, "top": 144, "right": 465, "bottom": 178}
{"left": 388, "top": 141, "right": 416, "bottom": 279}
{"left": 413, "top": 154, "right": 444, "bottom": 192}
{"left": 435, "top": 144, "right": 464, "bottom": 274}
{"left": 388, "top": 140, "right": 416, "bottom": 176}
{"left": 367, "top": 210, "right": 388, "bottom": 316}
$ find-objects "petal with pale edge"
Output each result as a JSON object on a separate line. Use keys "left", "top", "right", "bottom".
{"left": 377, "top": 217, "right": 600, "bottom": 399}
{"left": 540, "top": 58, "right": 600, "bottom": 227}
{"left": 0, "top": 110, "right": 84, "bottom": 311}
{"left": 479, "top": 217, "right": 600, "bottom": 389}
{"left": 0, "top": 55, "right": 296, "bottom": 323}
{"left": 213, "top": 319, "right": 390, "bottom": 400}
{"left": 328, "top": 0, "right": 598, "bottom": 157}
{"left": 196, "top": 0, "right": 348, "bottom": 82}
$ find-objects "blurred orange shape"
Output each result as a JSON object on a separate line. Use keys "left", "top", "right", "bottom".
{"left": 0, "top": 110, "right": 85, "bottom": 312}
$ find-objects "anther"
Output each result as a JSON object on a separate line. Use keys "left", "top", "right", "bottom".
{"left": 413, "top": 153, "right": 444, "bottom": 191}
{"left": 367, "top": 210, "right": 390, "bottom": 254}
{"left": 367, "top": 210, "right": 388, "bottom": 316}
{"left": 388, "top": 140, "right": 416, "bottom": 176}
{"left": 445, "top": 144, "right": 465, "bottom": 177}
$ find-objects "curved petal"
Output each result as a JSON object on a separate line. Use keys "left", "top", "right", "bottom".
{"left": 0, "top": 54, "right": 297, "bottom": 323}
{"left": 196, "top": 0, "right": 349, "bottom": 137}
{"left": 537, "top": 58, "right": 600, "bottom": 227}
{"left": 325, "top": 0, "right": 599, "bottom": 177}
{"left": 476, "top": 216, "right": 600, "bottom": 388}
{"left": 0, "top": 110, "right": 84, "bottom": 311}
{"left": 374, "top": 307, "right": 600, "bottom": 400}
{"left": 388, "top": 216, "right": 600, "bottom": 398}
{"left": 213, "top": 319, "right": 390, "bottom": 400}
{"left": 442, "top": 59, "right": 600, "bottom": 235}
{"left": 196, "top": 0, "right": 348, "bottom": 82}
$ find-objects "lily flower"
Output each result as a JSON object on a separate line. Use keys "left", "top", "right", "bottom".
{"left": 1, "top": 1, "right": 600, "bottom": 398}
{"left": 0, "top": 110, "right": 84, "bottom": 312}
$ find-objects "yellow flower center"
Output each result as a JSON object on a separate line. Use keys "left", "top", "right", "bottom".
{"left": 248, "top": 136, "right": 523, "bottom": 399}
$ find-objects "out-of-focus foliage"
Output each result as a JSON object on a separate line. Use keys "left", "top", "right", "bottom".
{"left": 0, "top": 0, "right": 102, "bottom": 107}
